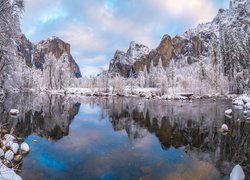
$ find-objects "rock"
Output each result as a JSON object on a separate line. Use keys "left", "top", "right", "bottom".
{"left": 11, "top": 143, "right": 19, "bottom": 154}
{"left": 225, "top": 109, "right": 233, "bottom": 115}
{"left": 230, "top": 164, "right": 245, "bottom": 180}
{"left": 189, "top": 100, "right": 193, "bottom": 103}
{"left": 2, "top": 146, "right": 6, "bottom": 151}
{"left": 21, "top": 142, "right": 30, "bottom": 154}
{"left": 10, "top": 109, "right": 19, "bottom": 115}
{"left": 213, "top": 99, "right": 216, "bottom": 102}
{"left": 0, "top": 163, "right": 22, "bottom": 180}
{"left": 5, "top": 150, "right": 14, "bottom": 161}
{"left": 245, "top": 102, "right": 250, "bottom": 110}
{"left": 1, "top": 128, "right": 8, "bottom": 134}
{"left": 243, "top": 110, "right": 247, "bottom": 115}
{"left": 0, "top": 148, "right": 4, "bottom": 157}
{"left": 221, "top": 124, "right": 229, "bottom": 132}
{"left": 13, "top": 154, "right": 22, "bottom": 163}
{"left": 4, "top": 134, "right": 16, "bottom": 141}
{"left": 232, "top": 99, "right": 244, "bottom": 106}
{"left": 3, "top": 139, "right": 13, "bottom": 148}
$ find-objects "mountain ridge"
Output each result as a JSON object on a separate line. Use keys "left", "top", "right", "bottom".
{"left": 108, "top": 0, "right": 250, "bottom": 94}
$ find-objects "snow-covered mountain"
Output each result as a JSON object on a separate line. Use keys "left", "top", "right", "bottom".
{"left": 2, "top": 35, "right": 82, "bottom": 92}
{"left": 19, "top": 35, "right": 81, "bottom": 78}
{"left": 108, "top": 0, "right": 250, "bottom": 94}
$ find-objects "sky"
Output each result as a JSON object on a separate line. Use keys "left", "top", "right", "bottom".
{"left": 21, "top": 0, "right": 230, "bottom": 76}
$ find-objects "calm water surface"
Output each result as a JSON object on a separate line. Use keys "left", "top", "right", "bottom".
{"left": 0, "top": 94, "right": 249, "bottom": 180}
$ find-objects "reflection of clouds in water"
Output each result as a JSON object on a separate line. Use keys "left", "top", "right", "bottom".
{"left": 81, "top": 104, "right": 100, "bottom": 115}
{"left": 77, "top": 104, "right": 107, "bottom": 126}
{"left": 57, "top": 129, "right": 102, "bottom": 150}
{"left": 133, "top": 135, "right": 154, "bottom": 149}
{"left": 166, "top": 160, "right": 221, "bottom": 180}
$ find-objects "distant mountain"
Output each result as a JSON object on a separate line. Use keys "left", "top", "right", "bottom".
{"left": 10, "top": 35, "right": 82, "bottom": 91}
{"left": 108, "top": 0, "right": 250, "bottom": 94}
{"left": 19, "top": 35, "right": 81, "bottom": 78}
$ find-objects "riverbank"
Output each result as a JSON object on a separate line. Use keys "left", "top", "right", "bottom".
{"left": 22, "top": 87, "right": 242, "bottom": 101}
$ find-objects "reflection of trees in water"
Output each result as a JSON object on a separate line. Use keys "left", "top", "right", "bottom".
{"left": 0, "top": 93, "right": 80, "bottom": 140}
{"left": 101, "top": 97, "right": 249, "bottom": 177}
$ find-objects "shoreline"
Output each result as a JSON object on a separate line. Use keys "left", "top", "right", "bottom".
{"left": 4, "top": 87, "right": 242, "bottom": 101}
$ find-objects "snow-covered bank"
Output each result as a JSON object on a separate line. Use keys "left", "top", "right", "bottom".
{"left": 30, "top": 87, "right": 237, "bottom": 100}
{"left": 232, "top": 94, "right": 250, "bottom": 114}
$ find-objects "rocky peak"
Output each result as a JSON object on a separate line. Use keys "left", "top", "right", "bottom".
{"left": 33, "top": 37, "right": 81, "bottom": 78}
{"left": 127, "top": 41, "right": 150, "bottom": 59}
{"left": 230, "top": 0, "right": 248, "bottom": 9}
{"left": 108, "top": 0, "right": 250, "bottom": 93}
{"left": 34, "top": 37, "right": 71, "bottom": 61}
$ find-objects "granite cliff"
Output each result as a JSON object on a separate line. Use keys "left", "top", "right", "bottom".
{"left": 109, "top": 0, "right": 250, "bottom": 94}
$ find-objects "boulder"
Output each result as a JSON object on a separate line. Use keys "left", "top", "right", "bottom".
{"left": 3, "top": 139, "right": 14, "bottom": 148}
{"left": 4, "top": 134, "right": 16, "bottom": 141}
{"left": 230, "top": 164, "right": 245, "bottom": 180}
{"left": 5, "top": 150, "right": 14, "bottom": 161}
{"left": 11, "top": 143, "right": 19, "bottom": 154}
{"left": 225, "top": 109, "right": 233, "bottom": 115}
{"left": 20, "top": 142, "right": 30, "bottom": 154}
{"left": 221, "top": 124, "right": 229, "bottom": 132}
{"left": 10, "top": 109, "right": 19, "bottom": 115}
{"left": 0, "top": 162, "right": 22, "bottom": 180}
{"left": 0, "top": 148, "right": 4, "bottom": 157}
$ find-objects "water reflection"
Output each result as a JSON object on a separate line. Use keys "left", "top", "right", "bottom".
{"left": 81, "top": 97, "right": 250, "bottom": 178}
{"left": 0, "top": 93, "right": 80, "bottom": 140}
{"left": 0, "top": 94, "right": 249, "bottom": 179}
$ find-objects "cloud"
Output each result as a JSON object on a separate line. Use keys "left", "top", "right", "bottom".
{"left": 57, "top": 23, "right": 106, "bottom": 54}
{"left": 81, "top": 66, "right": 103, "bottom": 77}
{"left": 145, "top": 0, "right": 219, "bottom": 25}
{"left": 21, "top": 0, "right": 230, "bottom": 76}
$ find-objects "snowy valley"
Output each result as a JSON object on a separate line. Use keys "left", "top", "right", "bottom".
{"left": 0, "top": 0, "right": 249, "bottom": 100}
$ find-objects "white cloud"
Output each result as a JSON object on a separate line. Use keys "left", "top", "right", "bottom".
{"left": 81, "top": 66, "right": 103, "bottom": 77}
{"left": 145, "top": 0, "right": 218, "bottom": 24}
{"left": 57, "top": 23, "right": 106, "bottom": 54}
{"left": 84, "top": 4, "right": 158, "bottom": 48}
{"left": 21, "top": 0, "right": 229, "bottom": 75}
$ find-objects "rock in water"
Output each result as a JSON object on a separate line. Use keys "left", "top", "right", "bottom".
{"left": 3, "top": 139, "right": 14, "bottom": 148}
{"left": 0, "top": 163, "right": 22, "bottom": 180}
{"left": 230, "top": 164, "right": 245, "bottom": 180}
{"left": 10, "top": 109, "right": 19, "bottom": 115}
{"left": 13, "top": 155, "right": 22, "bottom": 163}
{"left": 21, "top": 142, "right": 30, "bottom": 154}
{"left": 4, "top": 134, "right": 16, "bottom": 141}
{"left": 225, "top": 109, "right": 233, "bottom": 115}
{"left": 221, "top": 124, "right": 229, "bottom": 132}
{"left": 11, "top": 143, "right": 19, "bottom": 154}
{"left": 5, "top": 150, "right": 14, "bottom": 161}
{"left": 0, "top": 148, "right": 4, "bottom": 157}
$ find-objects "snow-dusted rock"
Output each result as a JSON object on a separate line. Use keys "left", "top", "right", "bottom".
{"left": 0, "top": 163, "right": 22, "bottom": 180}
{"left": 10, "top": 109, "right": 19, "bottom": 115}
{"left": 11, "top": 143, "right": 19, "bottom": 154}
{"left": 225, "top": 109, "right": 233, "bottom": 115}
{"left": 3, "top": 139, "right": 13, "bottom": 148}
{"left": 245, "top": 102, "right": 250, "bottom": 110}
{"left": 243, "top": 110, "right": 248, "bottom": 115}
{"left": 232, "top": 99, "right": 244, "bottom": 106}
{"left": 230, "top": 164, "right": 245, "bottom": 180}
{"left": 21, "top": 142, "right": 30, "bottom": 154}
{"left": 4, "top": 134, "right": 16, "bottom": 141}
{"left": 221, "top": 124, "right": 229, "bottom": 132}
{"left": 0, "top": 148, "right": 4, "bottom": 157}
{"left": 5, "top": 150, "right": 14, "bottom": 161}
